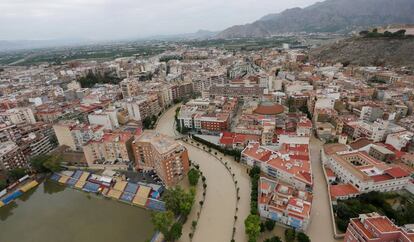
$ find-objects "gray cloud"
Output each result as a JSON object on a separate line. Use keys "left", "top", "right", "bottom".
{"left": 0, "top": 0, "right": 319, "bottom": 40}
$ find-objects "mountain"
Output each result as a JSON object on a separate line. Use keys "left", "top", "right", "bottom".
{"left": 309, "top": 36, "right": 414, "bottom": 69}
{"left": 217, "top": 0, "right": 414, "bottom": 38}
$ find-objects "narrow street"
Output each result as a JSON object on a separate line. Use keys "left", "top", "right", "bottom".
{"left": 156, "top": 104, "right": 237, "bottom": 242}
{"left": 156, "top": 105, "right": 341, "bottom": 242}
{"left": 307, "top": 136, "right": 342, "bottom": 242}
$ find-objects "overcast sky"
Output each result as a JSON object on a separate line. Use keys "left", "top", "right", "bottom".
{"left": 0, "top": 0, "right": 319, "bottom": 40}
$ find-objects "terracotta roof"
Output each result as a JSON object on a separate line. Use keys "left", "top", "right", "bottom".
{"left": 253, "top": 103, "right": 284, "bottom": 115}
{"left": 385, "top": 167, "right": 410, "bottom": 178}
{"left": 330, "top": 183, "right": 359, "bottom": 199}
{"left": 349, "top": 138, "right": 373, "bottom": 150}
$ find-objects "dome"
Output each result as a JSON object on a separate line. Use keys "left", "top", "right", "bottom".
{"left": 253, "top": 102, "right": 284, "bottom": 115}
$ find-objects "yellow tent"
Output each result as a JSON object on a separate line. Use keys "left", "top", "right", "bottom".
{"left": 75, "top": 180, "right": 86, "bottom": 189}
{"left": 58, "top": 175, "right": 70, "bottom": 184}
{"left": 133, "top": 186, "right": 151, "bottom": 206}
{"left": 107, "top": 189, "right": 122, "bottom": 199}
{"left": 19, "top": 180, "right": 39, "bottom": 192}
{"left": 0, "top": 201, "right": 4, "bottom": 208}
{"left": 78, "top": 172, "right": 90, "bottom": 182}
{"left": 113, "top": 180, "right": 127, "bottom": 192}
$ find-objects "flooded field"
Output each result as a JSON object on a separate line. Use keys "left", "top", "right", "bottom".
{"left": 0, "top": 180, "right": 154, "bottom": 242}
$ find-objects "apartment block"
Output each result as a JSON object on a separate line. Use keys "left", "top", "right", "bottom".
{"left": 132, "top": 131, "right": 189, "bottom": 187}
{"left": 345, "top": 212, "right": 414, "bottom": 242}
{"left": 259, "top": 177, "right": 312, "bottom": 231}
{"left": 0, "top": 141, "right": 28, "bottom": 171}
{"left": 83, "top": 132, "right": 134, "bottom": 166}
{"left": 242, "top": 142, "right": 312, "bottom": 190}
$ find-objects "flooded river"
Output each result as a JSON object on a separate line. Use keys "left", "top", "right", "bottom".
{"left": 0, "top": 180, "right": 154, "bottom": 242}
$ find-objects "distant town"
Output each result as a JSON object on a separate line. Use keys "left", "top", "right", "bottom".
{"left": 1, "top": 27, "right": 414, "bottom": 242}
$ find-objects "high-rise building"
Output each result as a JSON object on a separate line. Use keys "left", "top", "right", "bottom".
{"left": 132, "top": 130, "right": 189, "bottom": 187}
{"left": 0, "top": 141, "right": 28, "bottom": 172}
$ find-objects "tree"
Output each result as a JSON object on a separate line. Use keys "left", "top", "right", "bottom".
{"left": 167, "top": 222, "right": 182, "bottom": 241}
{"left": 0, "top": 179, "right": 8, "bottom": 190}
{"left": 264, "top": 236, "right": 282, "bottom": 242}
{"left": 164, "top": 186, "right": 195, "bottom": 217}
{"left": 284, "top": 228, "right": 296, "bottom": 242}
{"left": 9, "top": 168, "right": 27, "bottom": 181}
{"left": 244, "top": 214, "right": 261, "bottom": 242}
{"left": 151, "top": 211, "right": 174, "bottom": 237}
{"left": 264, "top": 219, "right": 275, "bottom": 231}
{"left": 30, "top": 154, "right": 62, "bottom": 173}
{"left": 187, "top": 168, "right": 200, "bottom": 186}
{"left": 297, "top": 232, "right": 311, "bottom": 242}
{"left": 143, "top": 117, "right": 152, "bottom": 129}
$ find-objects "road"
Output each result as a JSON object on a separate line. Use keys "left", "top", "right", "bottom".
{"left": 156, "top": 104, "right": 341, "bottom": 242}
{"left": 156, "top": 104, "right": 238, "bottom": 242}
{"left": 307, "top": 136, "right": 342, "bottom": 242}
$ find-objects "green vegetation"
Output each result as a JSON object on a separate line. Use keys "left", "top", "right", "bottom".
{"left": 359, "top": 28, "right": 408, "bottom": 38}
{"left": 151, "top": 210, "right": 174, "bottom": 237}
{"left": 151, "top": 211, "right": 182, "bottom": 241}
{"left": 164, "top": 186, "right": 196, "bottom": 217}
{"left": 369, "top": 76, "right": 387, "bottom": 84}
{"left": 159, "top": 55, "right": 182, "bottom": 62}
{"left": 0, "top": 179, "right": 7, "bottom": 190}
{"left": 187, "top": 168, "right": 200, "bottom": 186}
{"left": 191, "top": 135, "right": 242, "bottom": 161}
{"left": 181, "top": 37, "right": 300, "bottom": 51}
{"left": 249, "top": 166, "right": 261, "bottom": 215}
{"left": 9, "top": 168, "right": 27, "bottom": 181}
{"left": 151, "top": 186, "right": 196, "bottom": 241}
{"left": 30, "top": 154, "right": 62, "bottom": 173}
{"left": 334, "top": 191, "right": 414, "bottom": 232}
{"left": 297, "top": 232, "right": 311, "bottom": 242}
{"left": 143, "top": 115, "right": 158, "bottom": 129}
{"left": 264, "top": 219, "right": 276, "bottom": 231}
{"left": 244, "top": 214, "right": 261, "bottom": 242}
{"left": 284, "top": 228, "right": 296, "bottom": 242}
{"left": 77, "top": 71, "right": 121, "bottom": 88}
{"left": 168, "top": 222, "right": 182, "bottom": 241}
{"left": 264, "top": 236, "right": 282, "bottom": 242}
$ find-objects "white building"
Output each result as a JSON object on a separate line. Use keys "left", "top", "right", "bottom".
{"left": 385, "top": 131, "right": 414, "bottom": 151}
{"left": 322, "top": 144, "right": 411, "bottom": 194}
{"left": 88, "top": 109, "right": 119, "bottom": 130}
{"left": 0, "top": 107, "right": 36, "bottom": 125}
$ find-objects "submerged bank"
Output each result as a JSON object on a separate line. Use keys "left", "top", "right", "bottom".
{"left": 0, "top": 180, "right": 154, "bottom": 242}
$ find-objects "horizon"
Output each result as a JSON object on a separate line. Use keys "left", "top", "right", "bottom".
{"left": 0, "top": 0, "right": 319, "bottom": 41}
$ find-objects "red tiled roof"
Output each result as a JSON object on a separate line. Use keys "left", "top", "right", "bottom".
{"left": 385, "top": 167, "right": 410, "bottom": 178}
{"left": 330, "top": 184, "right": 359, "bottom": 199}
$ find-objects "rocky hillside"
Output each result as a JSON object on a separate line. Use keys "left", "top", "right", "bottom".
{"left": 309, "top": 36, "right": 414, "bottom": 69}
{"left": 217, "top": 0, "right": 414, "bottom": 38}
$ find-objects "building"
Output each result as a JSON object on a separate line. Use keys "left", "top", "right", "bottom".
{"left": 120, "top": 78, "right": 140, "bottom": 98}
{"left": 88, "top": 109, "right": 119, "bottom": 130}
{"left": 322, "top": 144, "right": 411, "bottom": 195}
{"left": 242, "top": 142, "right": 312, "bottom": 190}
{"left": 132, "top": 131, "right": 189, "bottom": 187}
{"left": 0, "top": 107, "right": 36, "bottom": 125}
{"left": 123, "top": 94, "right": 162, "bottom": 122}
{"left": 208, "top": 82, "right": 265, "bottom": 99}
{"left": 194, "top": 113, "right": 230, "bottom": 134}
{"left": 360, "top": 105, "right": 384, "bottom": 122}
{"left": 0, "top": 141, "right": 28, "bottom": 171}
{"left": 83, "top": 132, "right": 134, "bottom": 166}
{"left": 386, "top": 131, "right": 413, "bottom": 151}
{"left": 258, "top": 177, "right": 312, "bottom": 231}
{"left": 345, "top": 212, "right": 414, "bottom": 242}
{"left": 53, "top": 120, "right": 104, "bottom": 151}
